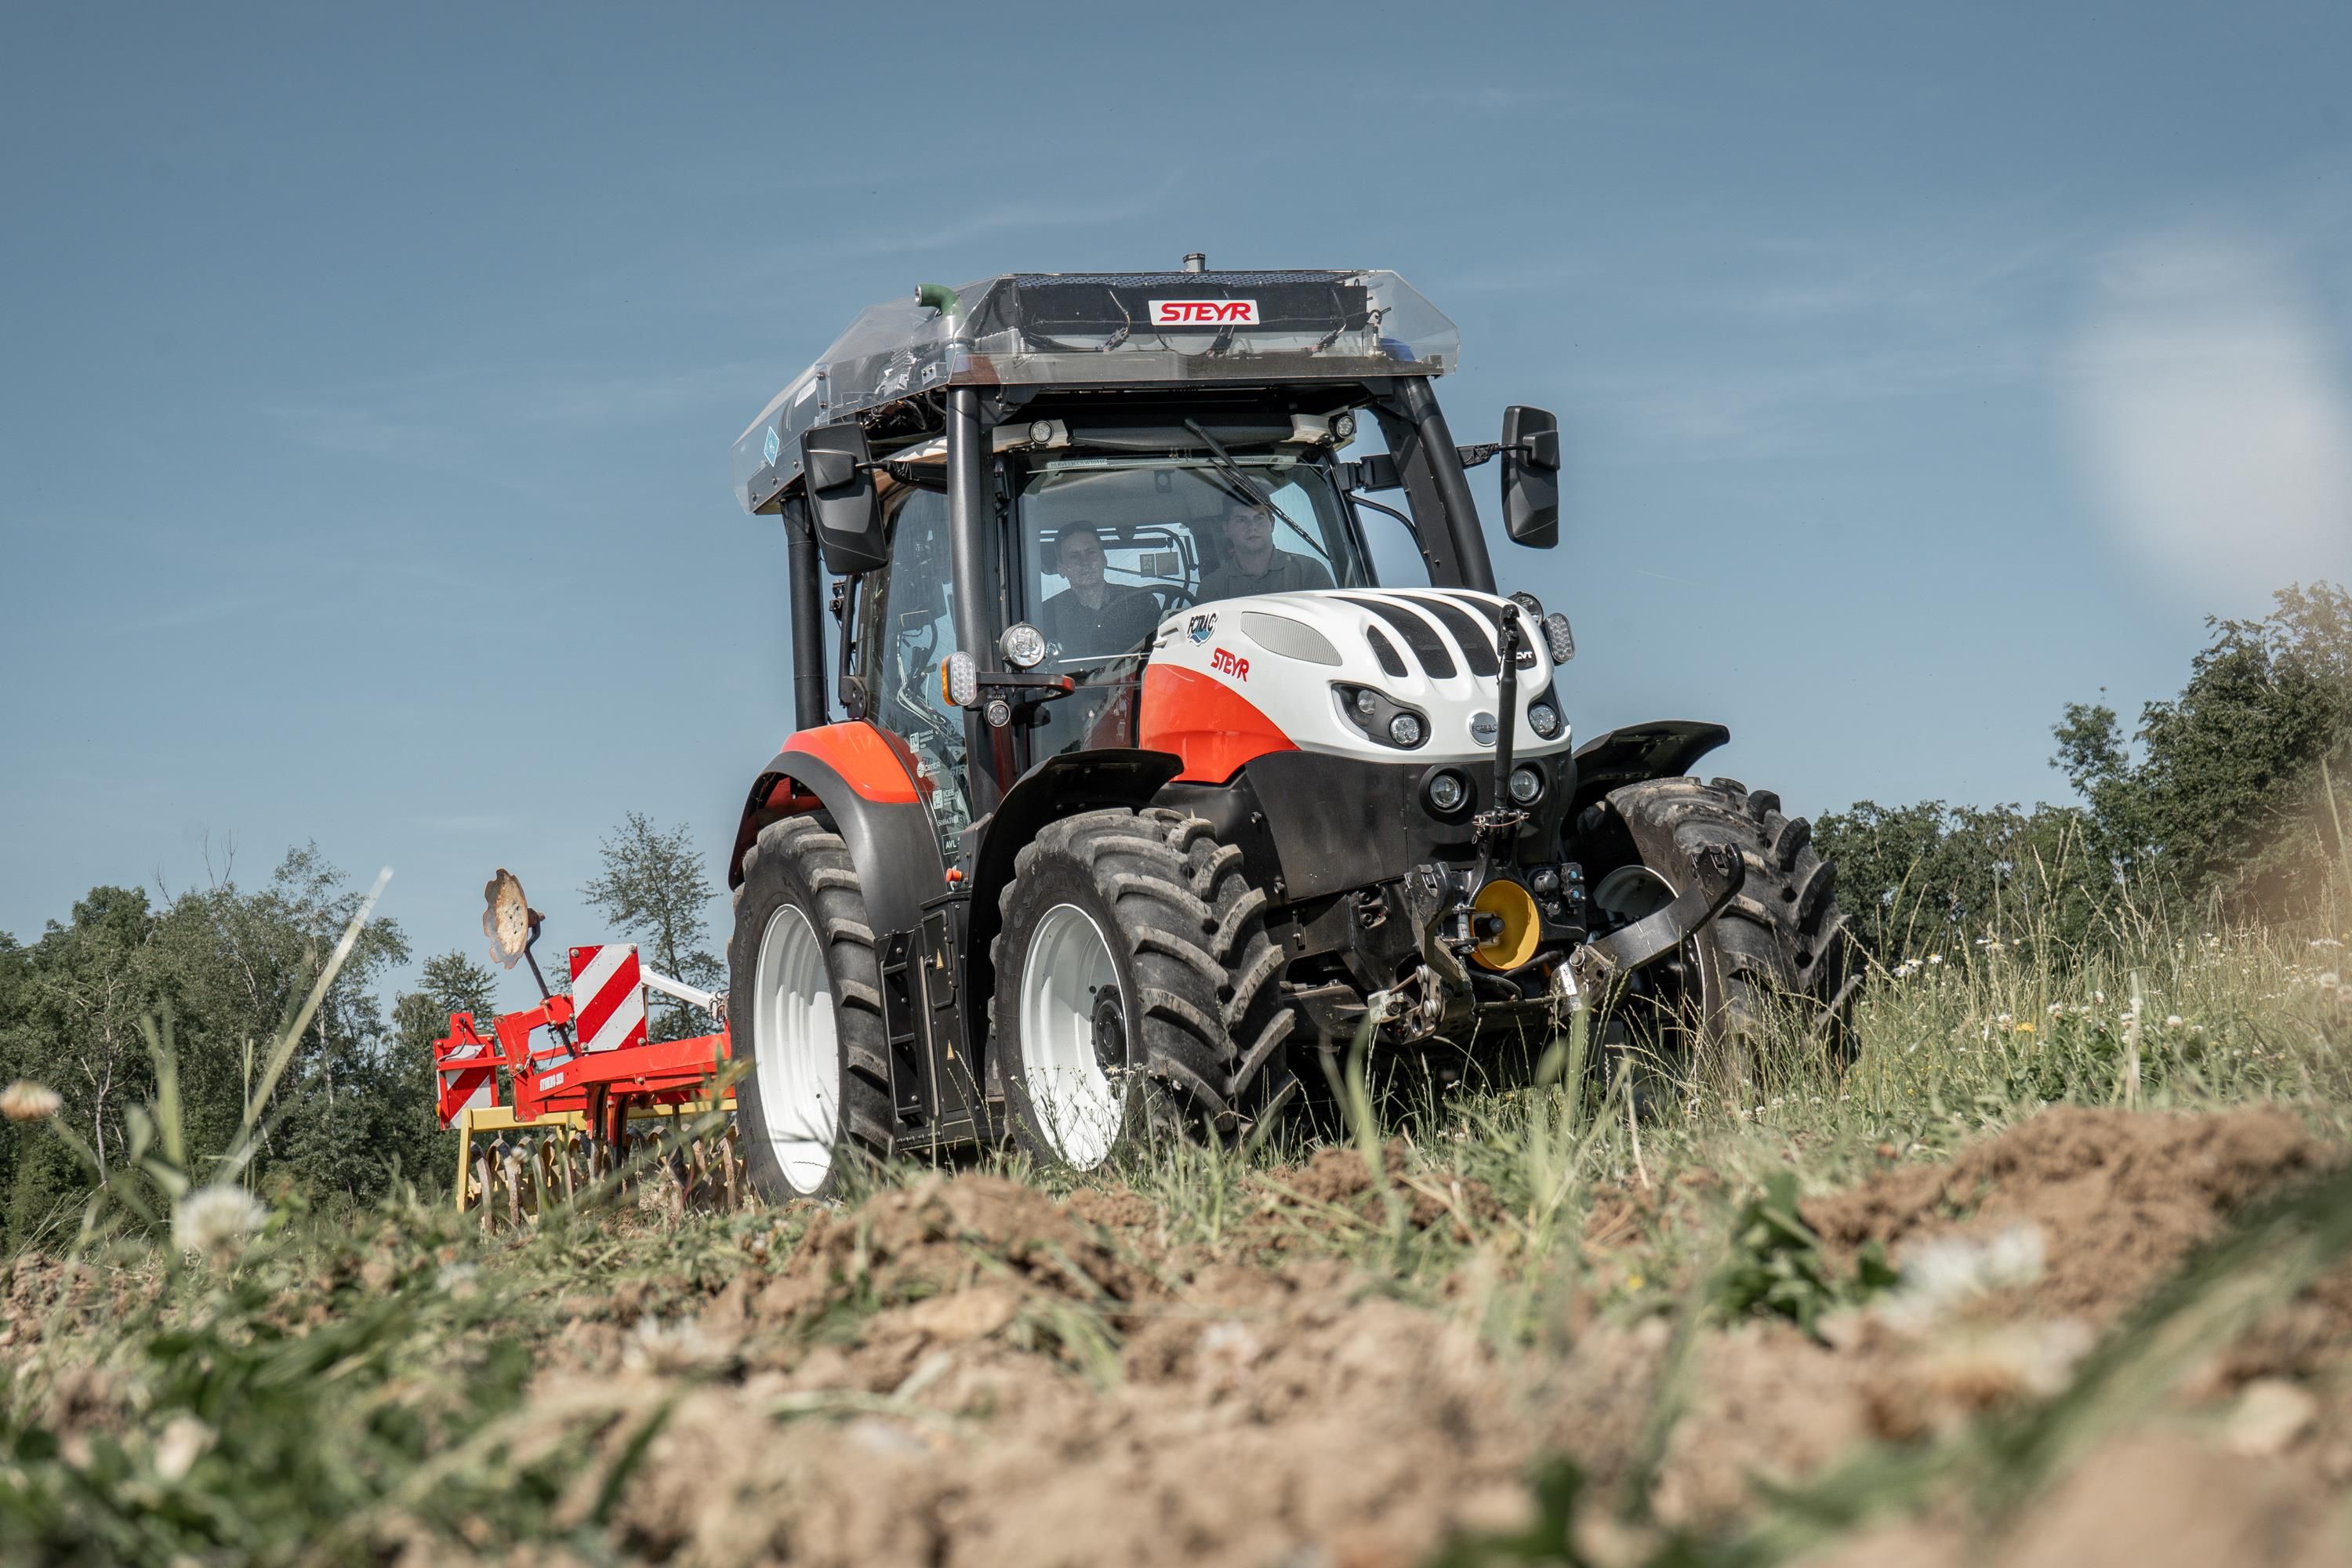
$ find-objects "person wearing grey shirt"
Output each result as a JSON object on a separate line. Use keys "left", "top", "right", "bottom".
{"left": 1039, "top": 524, "right": 1162, "bottom": 659}
{"left": 1197, "top": 494, "right": 1336, "bottom": 601}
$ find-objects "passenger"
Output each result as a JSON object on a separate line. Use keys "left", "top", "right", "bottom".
{"left": 1038, "top": 524, "right": 1162, "bottom": 660}
{"left": 1196, "top": 492, "right": 1334, "bottom": 601}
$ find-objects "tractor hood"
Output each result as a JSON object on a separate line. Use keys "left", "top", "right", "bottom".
{"left": 1135, "top": 588, "right": 1570, "bottom": 782}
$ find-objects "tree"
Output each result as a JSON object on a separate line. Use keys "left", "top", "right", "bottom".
{"left": 0, "top": 847, "right": 426, "bottom": 1247}
{"left": 1813, "top": 799, "right": 2115, "bottom": 960}
{"left": 2055, "top": 583, "right": 2352, "bottom": 915}
{"left": 1822, "top": 583, "right": 2352, "bottom": 957}
{"left": 581, "top": 812, "right": 723, "bottom": 1040}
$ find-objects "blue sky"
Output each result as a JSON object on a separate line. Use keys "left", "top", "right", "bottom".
{"left": 5, "top": 3, "right": 2350, "bottom": 1005}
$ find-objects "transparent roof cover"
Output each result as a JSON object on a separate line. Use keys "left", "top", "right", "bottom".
{"left": 731, "top": 269, "right": 1457, "bottom": 513}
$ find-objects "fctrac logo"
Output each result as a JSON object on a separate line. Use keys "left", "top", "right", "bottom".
{"left": 1187, "top": 612, "right": 1216, "bottom": 644}
{"left": 1210, "top": 647, "right": 1250, "bottom": 681}
{"left": 1149, "top": 298, "right": 1260, "bottom": 328}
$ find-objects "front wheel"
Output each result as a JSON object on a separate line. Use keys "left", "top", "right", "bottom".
{"left": 991, "top": 807, "right": 1296, "bottom": 1170}
{"left": 1585, "top": 776, "right": 1860, "bottom": 1070}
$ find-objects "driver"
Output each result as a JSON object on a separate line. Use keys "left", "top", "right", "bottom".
{"left": 1197, "top": 491, "right": 1334, "bottom": 601}
{"left": 1038, "top": 524, "right": 1161, "bottom": 659}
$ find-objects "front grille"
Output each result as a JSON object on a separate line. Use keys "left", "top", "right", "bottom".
{"left": 1340, "top": 595, "right": 1457, "bottom": 679}
{"left": 1398, "top": 593, "right": 1500, "bottom": 677}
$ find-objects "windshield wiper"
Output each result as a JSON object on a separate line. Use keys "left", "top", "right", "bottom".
{"left": 1181, "top": 419, "right": 1334, "bottom": 565}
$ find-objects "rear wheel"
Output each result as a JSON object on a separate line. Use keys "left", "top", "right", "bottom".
{"left": 992, "top": 807, "right": 1295, "bottom": 1169}
{"left": 728, "top": 815, "right": 895, "bottom": 1200}
{"left": 1586, "top": 776, "right": 1860, "bottom": 1074}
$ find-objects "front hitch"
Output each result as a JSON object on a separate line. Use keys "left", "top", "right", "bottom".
{"left": 1564, "top": 843, "right": 1746, "bottom": 1004}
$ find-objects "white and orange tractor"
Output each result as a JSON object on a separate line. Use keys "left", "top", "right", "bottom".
{"left": 448, "top": 260, "right": 1860, "bottom": 1206}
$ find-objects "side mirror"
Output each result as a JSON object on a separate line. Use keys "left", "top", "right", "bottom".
{"left": 1499, "top": 405, "right": 1560, "bottom": 548}
{"left": 801, "top": 424, "right": 887, "bottom": 574}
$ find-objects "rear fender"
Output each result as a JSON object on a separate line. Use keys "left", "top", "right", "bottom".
{"left": 1565, "top": 720, "right": 1731, "bottom": 829}
{"left": 728, "top": 721, "right": 946, "bottom": 942}
{"left": 964, "top": 748, "right": 1182, "bottom": 1080}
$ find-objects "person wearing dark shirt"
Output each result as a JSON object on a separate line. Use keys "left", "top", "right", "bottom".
{"left": 1039, "top": 524, "right": 1162, "bottom": 660}
{"left": 1197, "top": 492, "right": 1336, "bottom": 601}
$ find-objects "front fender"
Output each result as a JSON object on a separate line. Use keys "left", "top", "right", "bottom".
{"left": 728, "top": 721, "right": 946, "bottom": 942}
{"left": 1565, "top": 720, "right": 1730, "bottom": 828}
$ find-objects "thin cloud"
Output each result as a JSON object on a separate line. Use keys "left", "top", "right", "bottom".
{"left": 2062, "top": 232, "right": 2352, "bottom": 601}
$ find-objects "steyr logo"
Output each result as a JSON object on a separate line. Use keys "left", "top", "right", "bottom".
{"left": 1210, "top": 647, "right": 1250, "bottom": 681}
{"left": 1149, "top": 299, "right": 1260, "bottom": 328}
{"left": 1187, "top": 612, "right": 1216, "bottom": 644}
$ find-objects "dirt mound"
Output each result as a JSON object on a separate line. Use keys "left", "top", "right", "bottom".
{"left": 583, "top": 1197, "right": 1541, "bottom": 1568}
{"left": 1254, "top": 1140, "right": 1508, "bottom": 1243}
{"left": 1803, "top": 1105, "right": 2330, "bottom": 1319}
{"left": 422, "top": 1111, "right": 2352, "bottom": 1567}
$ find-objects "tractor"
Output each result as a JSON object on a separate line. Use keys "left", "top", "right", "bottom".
{"left": 722, "top": 260, "right": 1856, "bottom": 1198}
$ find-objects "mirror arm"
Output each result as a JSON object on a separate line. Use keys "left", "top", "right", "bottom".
{"left": 1454, "top": 441, "right": 1504, "bottom": 469}
{"left": 1343, "top": 489, "right": 1443, "bottom": 583}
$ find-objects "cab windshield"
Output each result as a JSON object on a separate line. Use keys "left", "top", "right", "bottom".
{"left": 1014, "top": 455, "right": 1370, "bottom": 672}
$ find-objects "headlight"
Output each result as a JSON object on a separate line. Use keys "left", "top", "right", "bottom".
{"left": 1508, "top": 764, "right": 1545, "bottom": 805}
{"left": 1426, "top": 770, "right": 1468, "bottom": 814}
{"left": 1541, "top": 612, "right": 1576, "bottom": 664}
{"left": 1331, "top": 410, "right": 1357, "bottom": 441}
{"left": 1526, "top": 700, "right": 1561, "bottom": 739}
{"left": 1509, "top": 590, "right": 1544, "bottom": 618}
{"left": 1000, "top": 622, "right": 1047, "bottom": 669}
{"left": 1336, "top": 684, "right": 1429, "bottom": 750}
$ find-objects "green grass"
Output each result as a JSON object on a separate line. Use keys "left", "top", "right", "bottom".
{"left": 5, "top": 883, "right": 2350, "bottom": 1565}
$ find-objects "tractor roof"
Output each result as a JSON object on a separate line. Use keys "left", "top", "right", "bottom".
{"left": 732, "top": 268, "right": 1456, "bottom": 514}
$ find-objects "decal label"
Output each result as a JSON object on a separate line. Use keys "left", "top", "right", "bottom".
{"left": 1187, "top": 612, "right": 1217, "bottom": 644}
{"left": 1210, "top": 647, "right": 1250, "bottom": 681}
{"left": 762, "top": 425, "right": 781, "bottom": 466}
{"left": 1149, "top": 299, "right": 1260, "bottom": 328}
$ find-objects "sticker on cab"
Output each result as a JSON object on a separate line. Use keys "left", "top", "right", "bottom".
{"left": 1149, "top": 299, "right": 1260, "bottom": 328}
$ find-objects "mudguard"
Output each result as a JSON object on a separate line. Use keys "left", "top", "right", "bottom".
{"left": 728, "top": 721, "right": 947, "bottom": 943}
{"left": 1564, "top": 720, "right": 1731, "bottom": 828}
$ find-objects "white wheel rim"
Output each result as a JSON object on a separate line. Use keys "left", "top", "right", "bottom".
{"left": 1019, "top": 902, "right": 1125, "bottom": 1169}
{"left": 753, "top": 903, "right": 838, "bottom": 1192}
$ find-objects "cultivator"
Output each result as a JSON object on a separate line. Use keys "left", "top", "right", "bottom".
{"left": 433, "top": 873, "right": 739, "bottom": 1225}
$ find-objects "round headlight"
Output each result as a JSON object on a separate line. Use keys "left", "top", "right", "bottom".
{"left": 1527, "top": 701, "right": 1561, "bottom": 739}
{"left": 1388, "top": 712, "right": 1425, "bottom": 747}
{"left": 1029, "top": 419, "right": 1054, "bottom": 444}
{"left": 1426, "top": 771, "right": 1467, "bottom": 813}
{"left": 1331, "top": 411, "right": 1357, "bottom": 441}
{"left": 1354, "top": 688, "right": 1377, "bottom": 717}
{"left": 1508, "top": 764, "right": 1545, "bottom": 805}
{"left": 1000, "top": 622, "right": 1047, "bottom": 669}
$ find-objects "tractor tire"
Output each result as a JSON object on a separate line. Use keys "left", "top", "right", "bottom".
{"left": 728, "top": 815, "right": 895, "bottom": 1200}
{"left": 991, "top": 806, "right": 1296, "bottom": 1170}
{"left": 1587, "top": 776, "right": 1860, "bottom": 1069}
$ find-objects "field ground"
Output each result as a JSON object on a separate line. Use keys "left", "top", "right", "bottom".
{"left": 9, "top": 912, "right": 2352, "bottom": 1566}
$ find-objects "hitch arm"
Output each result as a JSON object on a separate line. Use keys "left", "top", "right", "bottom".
{"left": 1566, "top": 843, "right": 1746, "bottom": 1001}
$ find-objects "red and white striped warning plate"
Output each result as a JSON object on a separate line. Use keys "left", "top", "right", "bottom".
{"left": 436, "top": 1042, "right": 495, "bottom": 1127}
{"left": 568, "top": 943, "right": 648, "bottom": 1054}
